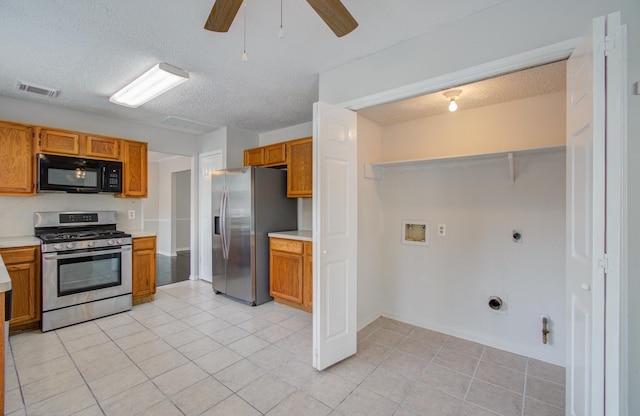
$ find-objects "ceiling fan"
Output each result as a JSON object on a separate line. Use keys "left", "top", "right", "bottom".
{"left": 204, "top": 0, "right": 359, "bottom": 37}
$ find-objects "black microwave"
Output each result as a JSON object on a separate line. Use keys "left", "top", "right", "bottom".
{"left": 37, "top": 154, "right": 123, "bottom": 193}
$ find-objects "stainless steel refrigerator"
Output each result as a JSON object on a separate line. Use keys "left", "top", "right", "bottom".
{"left": 211, "top": 167, "right": 297, "bottom": 305}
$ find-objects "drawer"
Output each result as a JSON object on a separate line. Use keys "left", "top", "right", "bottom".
{"left": 0, "top": 246, "right": 38, "bottom": 264}
{"left": 270, "top": 238, "right": 303, "bottom": 254}
{"left": 133, "top": 237, "right": 156, "bottom": 251}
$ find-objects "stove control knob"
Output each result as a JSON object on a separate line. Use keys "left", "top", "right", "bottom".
{"left": 117, "top": 238, "right": 124, "bottom": 245}
{"left": 87, "top": 241, "right": 96, "bottom": 248}
{"left": 66, "top": 242, "right": 75, "bottom": 249}
{"left": 107, "top": 239, "right": 115, "bottom": 245}
{"left": 54, "top": 243, "right": 63, "bottom": 251}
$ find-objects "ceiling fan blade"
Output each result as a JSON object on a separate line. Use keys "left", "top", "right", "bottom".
{"left": 204, "top": 0, "right": 244, "bottom": 32}
{"left": 306, "top": 0, "right": 358, "bottom": 37}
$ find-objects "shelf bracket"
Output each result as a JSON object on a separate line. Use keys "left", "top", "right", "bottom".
{"left": 508, "top": 152, "right": 515, "bottom": 184}
{"left": 364, "top": 163, "right": 383, "bottom": 180}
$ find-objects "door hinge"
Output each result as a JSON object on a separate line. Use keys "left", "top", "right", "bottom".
{"left": 598, "top": 255, "right": 610, "bottom": 273}
{"left": 602, "top": 35, "right": 615, "bottom": 56}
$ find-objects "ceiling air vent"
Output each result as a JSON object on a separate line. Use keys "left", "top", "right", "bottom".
{"left": 17, "top": 81, "right": 60, "bottom": 97}
{"left": 161, "top": 116, "right": 216, "bottom": 134}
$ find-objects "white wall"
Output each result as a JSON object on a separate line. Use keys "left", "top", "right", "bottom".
{"left": 319, "top": 0, "right": 620, "bottom": 106}
{"left": 259, "top": 122, "right": 312, "bottom": 146}
{"left": 226, "top": 127, "right": 259, "bottom": 168}
{"left": 174, "top": 170, "right": 191, "bottom": 251}
{"left": 156, "top": 156, "right": 191, "bottom": 256}
{"left": 356, "top": 116, "right": 384, "bottom": 329}
{"left": 380, "top": 151, "right": 565, "bottom": 364}
{"left": 380, "top": 92, "right": 565, "bottom": 160}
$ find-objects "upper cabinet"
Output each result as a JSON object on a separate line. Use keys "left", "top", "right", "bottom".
{"left": 120, "top": 140, "right": 148, "bottom": 198}
{"left": 37, "top": 128, "right": 81, "bottom": 156}
{"left": 85, "top": 135, "right": 120, "bottom": 160}
{"left": 36, "top": 128, "right": 121, "bottom": 160}
{"left": 0, "top": 119, "right": 148, "bottom": 198}
{"left": 244, "top": 143, "right": 287, "bottom": 167}
{"left": 0, "top": 121, "right": 35, "bottom": 196}
{"left": 287, "top": 137, "right": 312, "bottom": 198}
{"left": 243, "top": 136, "right": 312, "bottom": 198}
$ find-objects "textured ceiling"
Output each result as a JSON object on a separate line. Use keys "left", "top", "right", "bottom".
{"left": 359, "top": 60, "right": 567, "bottom": 125}
{"left": 0, "top": 0, "right": 510, "bottom": 135}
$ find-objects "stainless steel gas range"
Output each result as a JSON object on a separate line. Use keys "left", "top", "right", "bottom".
{"left": 34, "top": 211, "right": 133, "bottom": 331}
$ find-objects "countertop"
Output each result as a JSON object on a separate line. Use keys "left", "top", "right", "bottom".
{"left": 268, "top": 230, "right": 313, "bottom": 242}
{"left": 0, "top": 236, "right": 41, "bottom": 248}
{"left": 125, "top": 230, "right": 157, "bottom": 238}
{"left": 0, "top": 256, "right": 12, "bottom": 293}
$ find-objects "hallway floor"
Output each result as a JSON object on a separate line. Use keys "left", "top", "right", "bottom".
{"left": 5, "top": 280, "right": 565, "bottom": 415}
{"left": 156, "top": 250, "right": 191, "bottom": 287}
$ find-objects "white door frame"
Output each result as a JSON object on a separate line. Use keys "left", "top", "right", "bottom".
{"left": 197, "top": 150, "right": 224, "bottom": 282}
{"left": 335, "top": 27, "right": 626, "bottom": 412}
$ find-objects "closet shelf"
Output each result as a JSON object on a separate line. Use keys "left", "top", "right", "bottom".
{"left": 365, "top": 145, "right": 565, "bottom": 183}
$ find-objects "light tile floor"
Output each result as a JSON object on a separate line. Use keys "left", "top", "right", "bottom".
{"left": 5, "top": 280, "right": 565, "bottom": 416}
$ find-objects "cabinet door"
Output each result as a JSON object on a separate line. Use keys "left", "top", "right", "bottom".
{"left": 86, "top": 135, "right": 120, "bottom": 160}
{"left": 38, "top": 129, "right": 81, "bottom": 155}
{"left": 0, "top": 121, "right": 35, "bottom": 196}
{"left": 287, "top": 137, "right": 312, "bottom": 197}
{"left": 270, "top": 250, "right": 303, "bottom": 304}
{"left": 121, "top": 140, "right": 148, "bottom": 198}
{"left": 264, "top": 143, "right": 287, "bottom": 166}
{"left": 0, "top": 246, "right": 40, "bottom": 328}
{"left": 303, "top": 242, "right": 313, "bottom": 308}
{"left": 132, "top": 237, "right": 156, "bottom": 298}
{"left": 244, "top": 147, "right": 264, "bottom": 166}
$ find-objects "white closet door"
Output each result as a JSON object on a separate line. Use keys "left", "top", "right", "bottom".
{"left": 312, "top": 101, "right": 358, "bottom": 370}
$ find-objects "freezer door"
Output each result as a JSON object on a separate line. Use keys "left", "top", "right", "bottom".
{"left": 211, "top": 170, "right": 226, "bottom": 294}
{"left": 224, "top": 168, "right": 254, "bottom": 303}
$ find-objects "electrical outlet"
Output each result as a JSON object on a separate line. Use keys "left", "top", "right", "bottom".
{"left": 128, "top": 210, "right": 135, "bottom": 219}
{"left": 437, "top": 224, "right": 446, "bottom": 237}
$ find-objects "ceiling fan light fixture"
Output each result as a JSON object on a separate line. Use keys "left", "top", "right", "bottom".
{"left": 443, "top": 89, "right": 462, "bottom": 112}
{"left": 109, "top": 63, "right": 189, "bottom": 108}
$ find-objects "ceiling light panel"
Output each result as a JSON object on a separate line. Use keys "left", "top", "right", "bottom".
{"left": 109, "top": 63, "right": 189, "bottom": 108}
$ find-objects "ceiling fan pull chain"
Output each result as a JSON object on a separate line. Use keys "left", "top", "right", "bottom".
{"left": 242, "top": 1, "right": 248, "bottom": 62}
{"left": 278, "top": 0, "right": 284, "bottom": 38}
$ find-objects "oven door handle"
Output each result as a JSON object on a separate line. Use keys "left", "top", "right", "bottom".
{"left": 43, "top": 246, "right": 131, "bottom": 260}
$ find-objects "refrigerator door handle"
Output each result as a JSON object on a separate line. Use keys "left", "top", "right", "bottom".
{"left": 220, "top": 186, "right": 228, "bottom": 260}
{"left": 221, "top": 186, "right": 229, "bottom": 260}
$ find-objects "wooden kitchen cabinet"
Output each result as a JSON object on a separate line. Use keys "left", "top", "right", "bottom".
{"left": 37, "top": 128, "right": 81, "bottom": 156}
{"left": 269, "top": 237, "right": 312, "bottom": 313}
{"left": 85, "top": 135, "right": 120, "bottom": 160}
{"left": 120, "top": 140, "right": 148, "bottom": 198}
{"left": 302, "top": 241, "right": 313, "bottom": 308}
{"left": 0, "top": 121, "right": 35, "bottom": 196}
{"left": 287, "top": 137, "right": 312, "bottom": 198}
{"left": 244, "top": 147, "right": 264, "bottom": 166}
{"left": 0, "top": 246, "right": 41, "bottom": 332}
{"left": 243, "top": 136, "right": 312, "bottom": 198}
{"left": 243, "top": 143, "right": 287, "bottom": 167}
{"left": 132, "top": 236, "right": 156, "bottom": 305}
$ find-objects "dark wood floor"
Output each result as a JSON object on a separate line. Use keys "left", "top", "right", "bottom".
{"left": 156, "top": 250, "right": 190, "bottom": 287}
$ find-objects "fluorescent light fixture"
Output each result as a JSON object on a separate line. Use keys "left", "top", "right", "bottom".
{"left": 109, "top": 63, "right": 189, "bottom": 108}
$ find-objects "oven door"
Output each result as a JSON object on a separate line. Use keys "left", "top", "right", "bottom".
{"left": 42, "top": 246, "right": 132, "bottom": 312}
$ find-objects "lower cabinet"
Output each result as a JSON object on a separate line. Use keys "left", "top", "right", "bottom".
{"left": 132, "top": 236, "right": 156, "bottom": 305}
{"left": 0, "top": 246, "right": 41, "bottom": 332}
{"left": 269, "top": 237, "right": 312, "bottom": 313}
